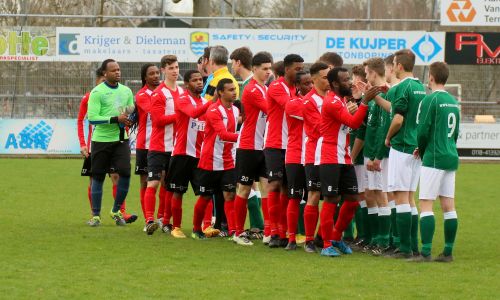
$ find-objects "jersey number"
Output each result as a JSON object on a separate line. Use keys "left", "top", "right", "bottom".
{"left": 416, "top": 101, "right": 423, "bottom": 124}
{"left": 447, "top": 113, "right": 456, "bottom": 138}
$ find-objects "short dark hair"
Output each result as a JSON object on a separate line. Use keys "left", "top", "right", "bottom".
{"left": 183, "top": 70, "right": 201, "bottom": 83}
{"left": 309, "top": 61, "right": 329, "bottom": 76}
{"left": 252, "top": 51, "right": 273, "bottom": 67}
{"left": 272, "top": 61, "right": 285, "bottom": 77}
{"left": 230, "top": 47, "right": 253, "bottom": 70}
{"left": 197, "top": 56, "right": 203, "bottom": 64}
{"left": 160, "top": 55, "right": 177, "bottom": 68}
{"left": 318, "top": 52, "right": 343, "bottom": 67}
{"left": 394, "top": 49, "right": 415, "bottom": 72}
{"left": 283, "top": 54, "right": 304, "bottom": 68}
{"left": 95, "top": 67, "right": 105, "bottom": 78}
{"left": 429, "top": 62, "right": 449, "bottom": 85}
{"left": 140, "top": 63, "right": 156, "bottom": 86}
{"left": 363, "top": 57, "right": 385, "bottom": 77}
{"left": 100, "top": 59, "right": 116, "bottom": 72}
{"left": 327, "top": 67, "right": 348, "bottom": 85}
{"left": 351, "top": 64, "right": 367, "bottom": 83}
{"left": 203, "top": 46, "right": 212, "bottom": 60}
{"left": 295, "top": 71, "right": 308, "bottom": 85}
{"left": 216, "top": 78, "right": 234, "bottom": 94}
{"left": 384, "top": 54, "right": 395, "bottom": 66}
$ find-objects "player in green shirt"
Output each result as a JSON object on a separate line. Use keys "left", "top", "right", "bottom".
{"left": 410, "top": 62, "right": 460, "bottom": 262}
{"left": 385, "top": 49, "right": 426, "bottom": 258}
{"left": 87, "top": 59, "right": 135, "bottom": 227}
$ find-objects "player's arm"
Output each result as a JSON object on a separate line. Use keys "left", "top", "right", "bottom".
{"left": 207, "top": 108, "right": 239, "bottom": 142}
{"left": 268, "top": 84, "right": 290, "bottom": 107}
{"left": 87, "top": 90, "right": 117, "bottom": 124}
{"left": 454, "top": 110, "right": 460, "bottom": 143}
{"left": 329, "top": 100, "right": 368, "bottom": 129}
{"left": 303, "top": 100, "right": 320, "bottom": 138}
{"left": 77, "top": 94, "right": 89, "bottom": 147}
{"left": 417, "top": 97, "right": 434, "bottom": 157}
{"left": 204, "top": 82, "right": 217, "bottom": 102}
{"left": 374, "top": 94, "right": 391, "bottom": 112}
{"left": 150, "top": 93, "right": 176, "bottom": 126}
{"left": 178, "top": 96, "right": 212, "bottom": 118}
{"left": 251, "top": 89, "right": 268, "bottom": 114}
{"left": 285, "top": 99, "right": 303, "bottom": 120}
{"left": 365, "top": 105, "right": 380, "bottom": 160}
{"left": 351, "top": 132, "right": 365, "bottom": 163}
{"left": 385, "top": 88, "right": 408, "bottom": 146}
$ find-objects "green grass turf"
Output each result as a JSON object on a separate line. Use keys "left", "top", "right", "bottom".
{"left": 0, "top": 158, "right": 499, "bottom": 299}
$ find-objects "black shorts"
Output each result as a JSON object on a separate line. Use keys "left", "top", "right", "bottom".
{"left": 305, "top": 164, "right": 321, "bottom": 191}
{"left": 236, "top": 149, "right": 267, "bottom": 185}
{"left": 285, "top": 163, "right": 306, "bottom": 199}
{"left": 320, "top": 164, "right": 358, "bottom": 197}
{"left": 264, "top": 148, "right": 286, "bottom": 183}
{"left": 91, "top": 141, "right": 131, "bottom": 176}
{"left": 165, "top": 155, "right": 199, "bottom": 194}
{"left": 81, "top": 155, "right": 92, "bottom": 176}
{"left": 135, "top": 149, "right": 148, "bottom": 175}
{"left": 194, "top": 168, "right": 237, "bottom": 196}
{"left": 147, "top": 151, "right": 171, "bottom": 181}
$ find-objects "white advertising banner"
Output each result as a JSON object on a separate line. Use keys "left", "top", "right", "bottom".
{"left": 457, "top": 123, "right": 500, "bottom": 159}
{"left": 317, "top": 31, "right": 445, "bottom": 65}
{"left": 441, "top": 0, "right": 500, "bottom": 27}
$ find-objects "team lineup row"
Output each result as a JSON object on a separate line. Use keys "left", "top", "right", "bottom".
{"left": 78, "top": 45, "right": 459, "bottom": 262}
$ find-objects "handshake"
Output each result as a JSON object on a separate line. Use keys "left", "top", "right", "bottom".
{"left": 118, "top": 105, "right": 137, "bottom": 127}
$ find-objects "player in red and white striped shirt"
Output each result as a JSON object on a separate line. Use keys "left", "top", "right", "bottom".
{"left": 302, "top": 62, "right": 330, "bottom": 253}
{"left": 164, "top": 70, "right": 213, "bottom": 238}
{"left": 143, "top": 55, "right": 184, "bottom": 235}
{"left": 134, "top": 63, "right": 160, "bottom": 221}
{"left": 316, "top": 67, "right": 381, "bottom": 257}
{"left": 192, "top": 79, "right": 239, "bottom": 240}
{"left": 264, "top": 54, "right": 304, "bottom": 248}
{"left": 78, "top": 68, "right": 136, "bottom": 223}
{"left": 233, "top": 52, "right": 273, "bottom": 246}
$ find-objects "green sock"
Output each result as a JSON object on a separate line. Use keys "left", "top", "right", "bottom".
{"left": 247, "top": 195, "right": 264, "bottom": 230}
{"left": 362, "top": 206, "right": 371, "bottom": 242}
{"left": 396, "top": 204, "right": 412, "bottom": 254}
{"left": 411, "top": 208, "right": 419, "bottom": 253}
{"left": 343, "top": 220, "right": 354, "bottom": 239}
{"left": 297, "top": 201, "right": 305, "bottom": 235}
{"left": 390, "top": 206, "right": 399, "bottom": 247}
{"left": 420, "top": 213, "right": 435, "bottom": 257}
{"left": 367, "top": 207, "right": 379, "bottom": 245}
{"left": 443, "top": 212, "right": 458, "bottom": 256}
{"left": 354, "top": 204, "right": 365, "bottom": 239}
{"left": 377, "top": 207, "right": 391, "bottom": 248}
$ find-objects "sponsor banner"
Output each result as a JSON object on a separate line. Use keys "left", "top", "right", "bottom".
{"left": 0, "top": 119, "right": 80, "bottom": 154}
{"left": 0, "top": 27, "right": 56, "bottom": 61}
{"left": 441, "top": 0, "right": 500, "bottom": 26}
{"left": 445, "top": 32, "right": 499, "bottom": 65}
{"left": 317, "top": 31, "right": 445, "bottom": 65}
{"left": 457, "top": 123, "right": 500, "bottom": 159}
{"left": 56, "top": 27, "right": 319, "bottom": 63}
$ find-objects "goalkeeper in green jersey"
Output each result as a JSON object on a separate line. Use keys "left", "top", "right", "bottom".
{"left": 410, "top": 62, "right": 460, "bottom": 263}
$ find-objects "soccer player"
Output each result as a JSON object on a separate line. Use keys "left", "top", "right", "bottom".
{"left": 134, "top": 63, "right": 160, "bottom": 221}
{"left": 385, "top": 49, "right": 426, "bottom": 258}
{"left": 265, "top": 54, "right": 304, "bottom": 248}
{"left": 317, "top": 52, "right": 344, "bottom": 69}
{"left": 363, "top": 57, "right": 392, "bottom": 254}
{"left": 234, "top": 52, "right": 273, "bottom": 246}
{"left": 192, "top": 79, "right": 239, "bottom": 240}
{"left": 143, "top": 55, "right": 183, "bottom": 235}
{"left": 303, "top": 61, "right": 330, "bottom": 253}
{"left": 296, "top": 71, "right": 313, "bottom": 97}
{"left": 230, "top": 46, "right": 253, "bottom": 89}
{"left": 86, "top": 59, "right": 134, "bottom": 227}
{"left": 164, "top": 70, "right": 213, "bottom": 238}
{"left": 316, "top": 67, "right": 381, "bottom": 257}
{"left": 411, "top": 62, "right": 460, "bottom": 262}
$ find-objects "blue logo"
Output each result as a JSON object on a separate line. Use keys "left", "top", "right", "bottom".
{"left": 59, "top": 33, "right": 79, "bottom": 55}
{"left": 412, "top": 34, "right": 442, "bottom": 62}
{"left": 4, "top": 121, "right": 54, "bottom": 150}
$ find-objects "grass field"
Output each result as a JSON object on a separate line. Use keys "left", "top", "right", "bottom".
{"left": 1, "top": 159, "right": 499, "bottom": 299}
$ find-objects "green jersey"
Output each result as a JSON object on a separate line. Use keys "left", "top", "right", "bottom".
{"left": 375, "top": 87, "right": 397, "bottom": 160}
{"left": 350, "top": 119, "right": 366, "bottom": 166}
{"left": 390, "top": 77, "right": 426, "bottom": 154}
{"left": 417, "top": 90, "right": 460, "bottom": 171}
{"left": 363, "top": 97, "right": 383, "bottom": 160}
{"left": 88, "top": 82, "right": 134, "bottom": 142}
{"left": 241, "top": 74, "right": 253, "bottom": 91}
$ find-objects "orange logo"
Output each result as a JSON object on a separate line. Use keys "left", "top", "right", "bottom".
{"left": 446, "top": 0, "right": 476, "bottom": 22}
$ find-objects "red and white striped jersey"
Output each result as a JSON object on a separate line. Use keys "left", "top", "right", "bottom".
{"left": 77, "top": 92, "right": 93, "bottom": 151}
{"left": 198, "top": 102, "right": 239, "bottom": 171}
{"left": 149, "top": 82, "right": 184, "bottom": 153}
{"left": 264, "top": 77, "right": 296, "bottom": 150}
{"left": 285, "top": 97, "right": 306, "bottom": 165}
{"left": 303, "top": 88, "right": 324, "bottom": 165}
{"left": 237, "top": 78, "right": 268, "bottom": 150}
{"left": 135, "top": 86, "right": 153, "bottom": 150}
{"left": 173, "top": 92, "right": 211, "bottom": 158}
{"left": 315, "top": 91, "right": 368, "bottom": 165}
